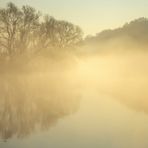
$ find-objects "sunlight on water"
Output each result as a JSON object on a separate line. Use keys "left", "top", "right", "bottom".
{"left": 0, "top": 52, "right": 148, "bottom": 148}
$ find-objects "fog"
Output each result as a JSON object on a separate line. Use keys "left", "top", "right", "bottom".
{"left": 77, "top": 50, "right": 148, "bottom": 112}
{"left": 0, "top": 41, "right": 148, "bottom": 148}
{"left": 1, "top": 2, "right": 148, "bottom": 148}
{"left": 0, "top": 58, "right": 81, "bottom": 140}
{"left": 1, "top": 45, "right": 148, "bottom": 138}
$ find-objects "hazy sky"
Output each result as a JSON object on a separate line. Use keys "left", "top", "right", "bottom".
{"left": 0, "top": 0, "right": 148, "bottom": 35}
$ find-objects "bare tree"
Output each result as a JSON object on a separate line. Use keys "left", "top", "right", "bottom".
{"left": 18, "top": 5, "right": 40, "bottom": 54}
{"left": 39, "top": 16, "right": 83, "bottom": 49}
{"left": 56, "top": 20, "right": 83, "bottom": 48}
{"left": 0, "top": 3, "right": 83, "bottom": 60}
{"left": 0, "top": 3, "right": 40, "bottom": 57}
{"left": 0, "top": 2, "right": 22, "bottom": 56}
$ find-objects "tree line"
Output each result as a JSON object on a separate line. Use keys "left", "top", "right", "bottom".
{"left": 0, "top": 2, "right": 83, "bottom": 59}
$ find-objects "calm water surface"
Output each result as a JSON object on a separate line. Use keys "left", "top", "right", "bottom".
{"left": 1, "top": 55, "right": 148, "bottom": 148}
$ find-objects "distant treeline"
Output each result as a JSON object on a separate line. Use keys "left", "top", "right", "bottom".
{"left": 0, "top": 2, "right": 83, "bottom": 60}
{"left": 85, "top": 17, "right": 148, "bottom": 45}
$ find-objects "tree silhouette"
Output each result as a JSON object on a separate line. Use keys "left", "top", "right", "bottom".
{"left": 0, "top": 2, "right": 83, "bottom": 60}
{"left": 0, "top": 2, "right": 22, "bottom": 56}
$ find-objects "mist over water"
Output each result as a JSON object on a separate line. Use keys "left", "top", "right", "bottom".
{"left": 77, "top": 51, "right": 148, "bottom": 113}
{"left": 1, "top": 48, "right": 148, "bottom": 148}
{"left": 0, "top": 59, "right": 81, "bottom": 140}
{"left": 0, "top": 3, "right": 148, "bottom": 147}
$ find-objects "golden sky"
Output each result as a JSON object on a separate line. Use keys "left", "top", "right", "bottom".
{"left": 0, "top": 0, "right": 148, "bottom": 35}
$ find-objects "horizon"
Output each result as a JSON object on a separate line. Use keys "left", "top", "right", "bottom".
{"left": 0, "top": 0, "right": 148, "bottom": 36}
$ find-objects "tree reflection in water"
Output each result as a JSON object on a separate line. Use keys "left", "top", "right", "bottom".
{"left": 0, "top": 74, "right": 80, "bottom": 140}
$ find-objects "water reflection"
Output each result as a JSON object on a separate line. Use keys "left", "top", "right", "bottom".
{"left": 0, "top": 74, "right": 80, "bottom": 140}
{"left": 1, "top": 53, "right": 148, "bottom": 148}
